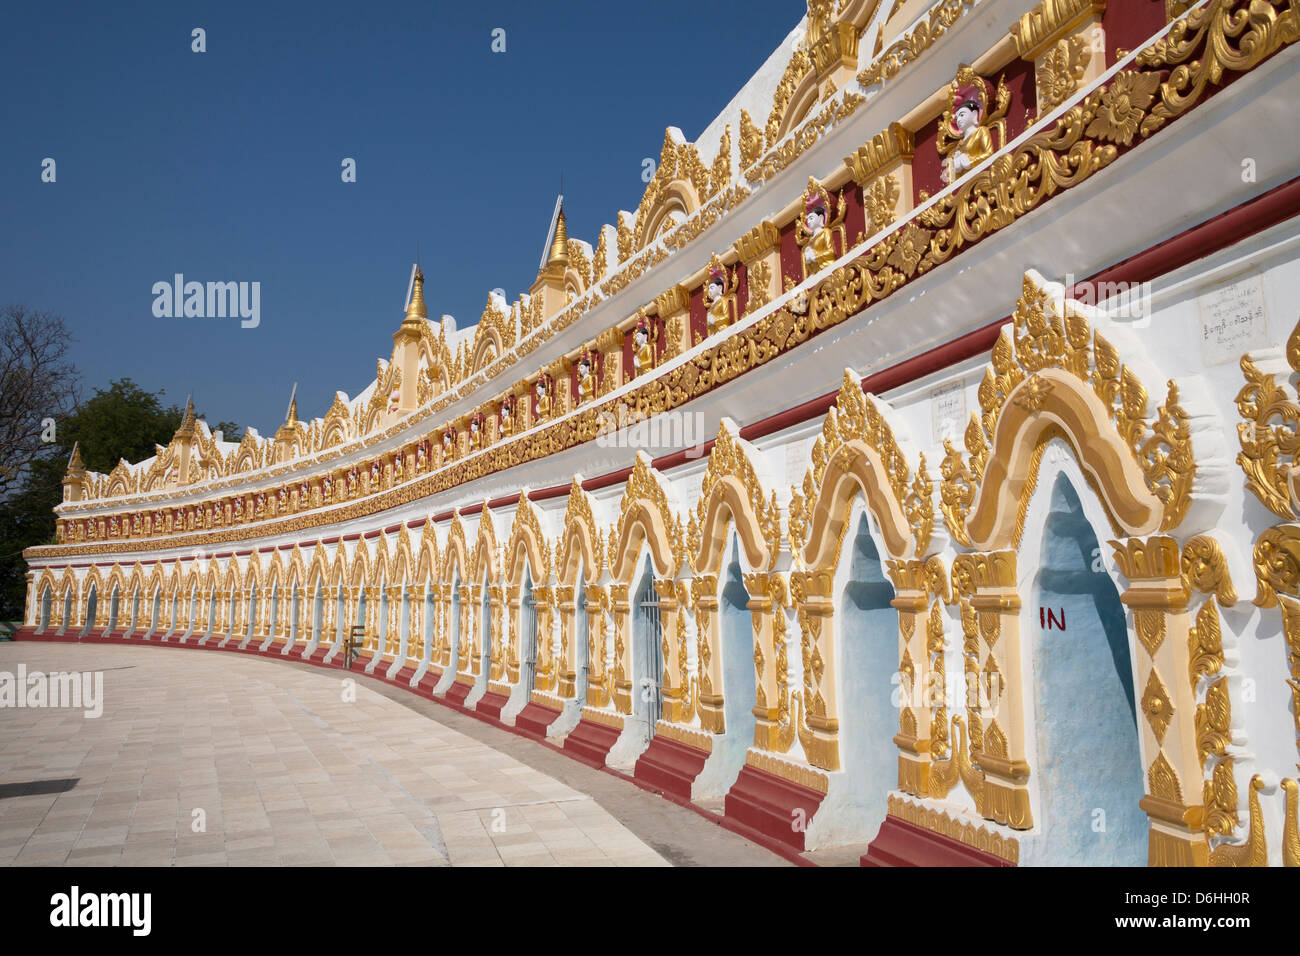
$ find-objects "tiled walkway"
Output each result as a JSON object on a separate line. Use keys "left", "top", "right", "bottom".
{"left": 0, "top": 642, "right": 722, "bottom": 866}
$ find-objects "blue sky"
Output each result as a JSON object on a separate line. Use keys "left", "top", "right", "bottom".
{"left": 0, "top": 1, "right": 798, "bottom": 439}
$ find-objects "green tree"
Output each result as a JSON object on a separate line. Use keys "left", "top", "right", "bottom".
{"left": 0, "top": 378, "right": 234, "bottom": 619}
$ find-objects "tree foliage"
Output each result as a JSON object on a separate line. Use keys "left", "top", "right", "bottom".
{"left": 0, "top": 368, "right": 237, "bottom": 619}
{"left": 0, "top": 305, "right": 78, "bottom": 499}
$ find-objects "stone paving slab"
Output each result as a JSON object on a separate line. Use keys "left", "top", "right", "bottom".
{"left": 0, "top": 643, "right": 690, "bottom": 867}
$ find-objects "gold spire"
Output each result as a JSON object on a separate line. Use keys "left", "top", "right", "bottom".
{"left": 65, "top": 441, "right": 85, "bottom": 477}
{"left": 287, "top": 397, "right": 298, "bottom": 424}
{"left": 547, "top": 205, "right": 569, "bottom": 266}
{"left": 175, "top": 396, "right": 198, "bottom": 439}
{"left": 405, "top": 266, "right": 428, "bottom": 322}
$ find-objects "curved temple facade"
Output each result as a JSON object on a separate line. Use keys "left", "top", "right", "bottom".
{"left": 18, "top": 0, "right": 1300, "bottom": 865}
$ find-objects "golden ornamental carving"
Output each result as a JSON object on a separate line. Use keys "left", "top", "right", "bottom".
{"left": 769, "top": 574, "right": 797, "bottom": 753}
{"left": 739, "top": 108, "right": 763, "bottom": 170}
{"left": 1251, "top": 524, "right": 1300, "bottom": 756}
{"left": 744, "top": 260, "right": 773, "bottom": 317}
{"left": 1208, "top": 774, "right": 1268, "bottom": 867}
{"left": 591, "top": 230, "right": 608, "bottom": 286}
{"left": 859, "top": 0, "right": 977, "bottom": 87}
{"left": 661, "top": 184, "right": 751, "bottom": 252}
{"left": 764, "top": 44, "right": 813, "bottom": 149}
{"left": 507, "top": 491, "right": 552, "bottom": 584}
{"left": 1036, "top": 36, "right": 1092, "bottom": 112}
{"left": 843, "top": 122, "right": 914, "bottom": 185}
{"left": 48, "top": 2, "right": 1299, "bottom": 559}
{"left": 1147, "top": 750, "right": 1184, "bottom": 807}
{"left": 1181, "top": 535, "right": 1239, "bottom": 607}
{"left": 559, "top": 477, "right": 603, "bottom": 579}
{"left": 1011, "top": 0, "right": 1107, "bottom": 58}
{"left": 629, "top": 127, "right": 730, "bottom": 255}
{"left": 1196, "top": 675, "right": 1233, "bottom": 770}
{"left": 1236, "top": 345, "right": 1300, "bottom": 521}
{"left": 1183, "top": 530, "right": 1238, "bottom": 836}
{"left": 885, "top": 794, "right": 1018, "bottom": 864}
{"left": 941, "top": 274, "right": 1194, "bottom": 547}
{"left": 1141, "top": 667, "right": 1175, "bottom": 743}
{"left": 1136, "top": 0, "right": 1300, "bottom": 137}
{"left": 1284, "top": 778, "right": 1300, "bottom": 866}
{"left": 615, "top": 453, "right": 684, "bottom": 576}
{"left": 916, "top": 89, "right": 1121, "bottom": 267}
{"left": 1084, "top": 70, "right": 1163, "bottom": 146}
{"left": 745, "top": 91, "right": 865, "bottom": 186}
{"left": 788, "top": 370, "right": 933, "bottom": 561}
{"left": 689, "top": 419, "right": 781, "bottom": 572}
{"left": 863, "top": 174, "right": 900, "bottom": 235}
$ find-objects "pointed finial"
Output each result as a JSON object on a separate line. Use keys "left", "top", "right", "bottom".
{"left": 405, "top": 265, "right": 428, "bottom": 322}
{"left": 66, "top": 441, "right": 85, "bottom": 476}
{"left": 547, "top": 203, "right": 569, "bottom": 266}
{"left": 175, "top": 395, "right": 199, "bottom": 439}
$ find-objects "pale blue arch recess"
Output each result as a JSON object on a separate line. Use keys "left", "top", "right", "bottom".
{"left": 840, "top": 512, "right": 900, "bottom": 834}
{"left": 1029, "top": 475, "right": 1145, "bottom": 866}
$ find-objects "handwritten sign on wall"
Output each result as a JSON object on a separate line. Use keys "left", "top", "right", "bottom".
{"left": 1198, "top": 272, "right": 1268, "bottom": 367}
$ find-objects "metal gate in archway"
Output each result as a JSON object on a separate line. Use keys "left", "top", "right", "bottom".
{"left": 635, "top": 563, "right": 663, "bottom": 736}
{"left": 522, "top": 577, "right": 537, "bottom": 695}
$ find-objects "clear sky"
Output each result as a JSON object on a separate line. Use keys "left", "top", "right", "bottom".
{"left": 1, "top": 1, "right": 799, "bottom": 440}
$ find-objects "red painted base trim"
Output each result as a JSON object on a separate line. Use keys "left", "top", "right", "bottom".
{"left": 306, "top": 645, "right": 330, "bottom": 664}
{"left": 474, "top": 689, "right": 510, "bottom": 722}
{"left": 562, "top": 718, "right": 621, "bottom": 769}
{"left": 723, "top": 764, "right": 826, "bottom": 853}
{"left": 444, "top": 678, "right": 475, "bottom": 710}
{"left": 861, "top": 814, "right": 1012, "bottom": 867}
{"left": 388, "top": 664, "right": 418, "bottom": 687}
{"left": 633, "top": 735, "right": 710, "bottom": 801}
{"left": 413, "top": 670, "right": 442, "bottom": 698}
{"left": 514, "top": 701, "right": 563, "bottom": 740}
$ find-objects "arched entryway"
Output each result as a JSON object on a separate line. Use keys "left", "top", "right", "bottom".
{"left": 837, "top": 507, "right": 900, "bottom": 841}
{"left": 632, "top": 553, "right": 663, "bottom": 743}
{"left": 1027, "top": 475, "right": 1145, "bottom": 866}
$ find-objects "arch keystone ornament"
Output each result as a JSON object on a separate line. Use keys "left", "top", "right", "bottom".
{"left": 506, "top": 491, "right": 554, "bottom": 690}
{"left": 940, "top": 270, "right": 1194, "bottom": 551}
{"left": 556, "top": 477, "right": 605, "bottom": 702}
{"left": 788, "top": 369, "right": 934, "bottom": 772}
{"left": 688, "top": 418, "right": 783, "bottom": 738}
{"left": 609, "top": 452, "right": 685, "bottom": 717}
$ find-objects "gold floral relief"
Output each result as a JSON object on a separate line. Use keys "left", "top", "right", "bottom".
{"left": 1137, "top": 0, "right": 1300, "bottom": 137}
{"left": 941, "top": 273, "right": 1193, "bottom": 548}
{"left": 1036, "top": 35, "right": 1091, "bottom": 113}
{"left": 788, "top": 370, "right": 932, "bottom": 562}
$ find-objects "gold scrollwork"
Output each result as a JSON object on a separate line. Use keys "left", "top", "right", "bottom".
{"left": 788, "top": 370, "right": 933, "bottom": 560}
{"left": 1137, "top": 0, "right": 1300, "bottom": 137}
{"left": 942, "top": 274, "right": 1194, "bottom": 547}
{"left": 1208, "top": 774, "right": 1268, "bottom": 867}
